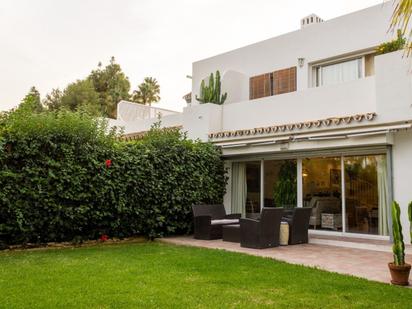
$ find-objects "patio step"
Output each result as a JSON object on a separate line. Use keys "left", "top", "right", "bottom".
{"left": 309, "top": 237, "right": 412, "bottom": 254}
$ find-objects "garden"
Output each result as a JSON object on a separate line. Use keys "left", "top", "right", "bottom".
{"left": 1, "top": 242, "right": 412, "bottom": 308}
{"left": 1, "top": 106, "right": 412, "bottom": 308}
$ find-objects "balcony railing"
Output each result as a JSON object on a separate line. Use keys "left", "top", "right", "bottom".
{"left": 117, "top": 100, "right": 180, "bottom": 123}
{"left": 221, "top": 77, "right": 376, "bottom": 131}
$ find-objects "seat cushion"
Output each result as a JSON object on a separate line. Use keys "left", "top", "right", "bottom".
{"left": 211, "top": 219, "right": 239, "bottom": 225}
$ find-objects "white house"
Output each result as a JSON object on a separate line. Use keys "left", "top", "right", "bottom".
{"left": 111, "top": 2, "right": 412, "bottom": 243}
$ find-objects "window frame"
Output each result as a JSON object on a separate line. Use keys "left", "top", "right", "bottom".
{"left": 249, "top": 66, "right": 297, "bottom": 100}
{"left": 229, "top": 145, "right": 392, "bottom": 240}
{"left": 315, "top": 57, "right": 363, "bottom": 87}
{"left": 311, "top": 51, "right": 375, "bottom": 88}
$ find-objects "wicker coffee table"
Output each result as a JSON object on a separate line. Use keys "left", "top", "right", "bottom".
{"left": 222, "top": 224, "right": 240, "bottom": 243}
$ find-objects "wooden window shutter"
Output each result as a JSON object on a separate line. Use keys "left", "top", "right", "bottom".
{"left": 273, "top": 67, "right": 297, "bottom": 95}
{"left": 249, "top": 73, "right": 272, "bottom": 100}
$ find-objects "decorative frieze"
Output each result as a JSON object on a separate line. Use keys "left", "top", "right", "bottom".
{"left": 208, "top": 113, "right": 377, "bottom": 139}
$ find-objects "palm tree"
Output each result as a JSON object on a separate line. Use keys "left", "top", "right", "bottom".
{"left": 132, "top": 77, "right": 161, "bottom": 106}
{"left": 391, "top": 0, "right": 412, "bottom": 55}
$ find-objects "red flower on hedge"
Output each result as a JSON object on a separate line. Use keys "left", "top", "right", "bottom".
{"left": 105, "top": 159, "right": 112, "bottom": 168}
{"left": 100, "top": 234, "right": 109, "bottom": 242}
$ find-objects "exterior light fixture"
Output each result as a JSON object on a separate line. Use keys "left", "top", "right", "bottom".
{"left": 298, "top": 57, "right": 305, "bottom": 68}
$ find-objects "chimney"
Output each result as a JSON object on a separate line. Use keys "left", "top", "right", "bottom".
{"left": 301, "top": 14, "right": 323, "bottom": 29}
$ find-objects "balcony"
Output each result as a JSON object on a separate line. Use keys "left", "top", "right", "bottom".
{"left": 109, "top": 51, "right": 412, "bottom": 141}
{"left": 108, "top": 100, "right": 183, "bottom": 134}
{"left": 221, "top": 76, "right": 376, "bottom": 132}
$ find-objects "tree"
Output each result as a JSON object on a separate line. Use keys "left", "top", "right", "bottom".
{"left": 44, "top": 80, "right": 100, "bottom": 115}
{"left": 132, "top": 77, "right": 161, "bottom": 106}
{"left": 18, "top": 86, "right": 43, "bottom": 113}
{"left": 43, "top": 88, "right": 63, "bottom": 111}
{"left": 88, "top": 56, "right": 131, "bottom": 118}
{"left": 391, "top": 0, "right": 412, "bottom": 55}
{"left": 59, "top": 79, "right": 101, "bottom": 115}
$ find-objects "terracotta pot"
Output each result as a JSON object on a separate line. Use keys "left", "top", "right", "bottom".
{"left": 388, "top": 262, "right": 411, "bottom": 286}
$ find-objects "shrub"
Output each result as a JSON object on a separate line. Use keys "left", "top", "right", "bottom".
{"left": 376, "top": 29, "right": 406, "bottom": 55}
{"left": 0, "top": 111, "right": 226, "bottom": 246}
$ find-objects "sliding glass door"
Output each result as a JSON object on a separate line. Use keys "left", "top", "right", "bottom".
{"left": 302, "top": 157, "right": 342, "bottom": 231}
{"left": 231, "top": 152, "right": 389, "bottom": 236}
{"left": 302, "top": 154, "right": 388, "bottom": 236}
{"left": 344, "top": 155, "right": 388, "bottom": 235}
{"left": 245, "top": 161, "right": 261, "bottom": 218}
{"left": 231, "top": 161, "right": 261, "bottom": 218}
{"left": 264, "top": 160, "right": 297, "bottom": 208}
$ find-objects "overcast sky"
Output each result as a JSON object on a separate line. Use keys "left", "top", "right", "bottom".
{"left": 0, "top": 0, "right": 386, "bottom": 112}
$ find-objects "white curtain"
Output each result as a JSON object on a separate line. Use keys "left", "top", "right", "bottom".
{"left": 231, "top": 162, "right": 247, "bottom": 216}
{"left": 320, "top": 59, "right": 361, "bottom": 86}
{"left": 377, "top": 156, "right": 389, "bottom": 236}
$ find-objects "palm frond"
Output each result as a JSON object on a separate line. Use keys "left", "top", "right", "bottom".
{"left": 390, "top": 0, "right": 412, "bottom": 56}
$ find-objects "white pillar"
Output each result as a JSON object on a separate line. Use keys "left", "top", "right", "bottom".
{"left": 297, "top": 158, "right": 303, "bottom": 207}
{"left": 260, "top": 159, "right": 264, "bottom": 209}
{"left": 341, "top": 156, "right": 347, "bottom": 233}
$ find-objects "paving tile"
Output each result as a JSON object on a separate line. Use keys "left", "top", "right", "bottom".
{"left": 160, "top": 236, "right": 412, "bottom": 285}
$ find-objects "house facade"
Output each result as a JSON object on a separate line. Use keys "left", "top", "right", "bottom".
{"left": 111, "top": 3, "right": 412, "bottom": 243}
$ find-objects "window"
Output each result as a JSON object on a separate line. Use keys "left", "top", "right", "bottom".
{"left": 249, "top": 66, "right": 297, "bottom": 100}
{"left": 231, "top": 161, "right": 261, "bottom": 218}
{"left": 264, "top": 160, "right": 297, "bottom": 208}
{"left": 316, "top": 58, "right": 362, "bottom": 87}
{"left": 344, "top": 155, "right": 387, "bottom": 235}
{"left": 273, "top": 67, "right": 297, "bottom": 95}
{"left": 302, "top": 154, "right": 388, "bottom": 236}
{"left": 249, "top": 73, "right": 272, "bottom": 100}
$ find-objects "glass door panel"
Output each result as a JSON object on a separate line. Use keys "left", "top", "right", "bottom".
{"left": 245, "top": 162, "right": 261, "bottom": 219}
{"left": 264, "top": 160, "right": 297, "bottom": 209}
{"left": 344, "top": 155, "right": 386, "bottom": 235}
{"left": 302, "top": 157, "right": 342, "bottom": 231}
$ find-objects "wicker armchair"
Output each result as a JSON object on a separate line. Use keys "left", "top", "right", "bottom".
{"left": 192, "top": 204, "right": 241, "bottom": 240}
{"left": 240, "top": 207, "right": 283, "bottom": 249}
{"left": 282, "top": 207, "right": 312, "bottom": 245}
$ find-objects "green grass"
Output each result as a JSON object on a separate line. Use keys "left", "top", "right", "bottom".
{"left": 0, "top": 242, "right": 411, "bottom": 308}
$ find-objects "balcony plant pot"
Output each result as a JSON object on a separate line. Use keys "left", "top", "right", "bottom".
{"left": 388, "top": 262, "right": 411, "bottom": 286}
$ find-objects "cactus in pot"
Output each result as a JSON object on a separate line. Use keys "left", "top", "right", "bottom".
{"left": 392, "top": 201, "right": 405, "bottom": 265}
{"left": 388, "top": 201, "right": 411, "bottom": 285}
{"left": 195, "top": 70, "right": 227, "bottom": 105}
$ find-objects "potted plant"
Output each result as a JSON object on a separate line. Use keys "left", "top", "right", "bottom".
{"left": 388, "top": 201, "right": 411, "bottom": 285}
{"left": 273, "top": 161, "right": 297, "bottom": 208}
{"left": 195, "top": 71, "right": 227, "bottom": 105}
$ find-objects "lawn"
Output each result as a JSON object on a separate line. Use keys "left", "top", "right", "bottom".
{"left": 0, "top": 242, "right": 411, "bottom": 308}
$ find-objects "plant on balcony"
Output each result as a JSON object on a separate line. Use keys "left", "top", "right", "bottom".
{"left": 376, "top": 29, "right": 406, "bottom": 55}
{"left": 273, "top": 161, "right": 297, "bottom": 208}
{"left": 388, "top": 201, "right": 411, "bottom": 285}
{"left": 195, "top": 71, "right": 227, "bottom": 105}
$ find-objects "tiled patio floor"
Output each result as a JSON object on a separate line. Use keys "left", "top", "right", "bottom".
{"left": 160, "top": 236, "right": 412, "bottom": 285}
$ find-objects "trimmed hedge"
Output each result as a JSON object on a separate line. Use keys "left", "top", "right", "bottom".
{"left": 0, "top": 111, "right": 226, "bottom": 246}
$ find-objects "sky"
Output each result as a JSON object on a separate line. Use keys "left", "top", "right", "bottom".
{"left": 0, "top": 0, "right": 386, "bottom": 112}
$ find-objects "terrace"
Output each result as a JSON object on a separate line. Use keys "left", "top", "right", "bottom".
{"left": 162, "top": 234, "right": 412, "bottom": 284}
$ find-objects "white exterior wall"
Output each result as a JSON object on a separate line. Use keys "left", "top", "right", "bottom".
{"left": 221, "top": 77, "right": 376, "bottom": 131}
{"left": 375, "top": 51, "right": 412, "bottom": 123}
{"left": 182, "top": 103, "right": 223, "bottom": 141}
{"left": 109, "top": 113, "right": 183, "bottom": 134}
{"left": 392, "top": 130, "right": 412, "bottom": 244}
{"left": 192, "top": 3, "right": 394, "bottom": 101}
